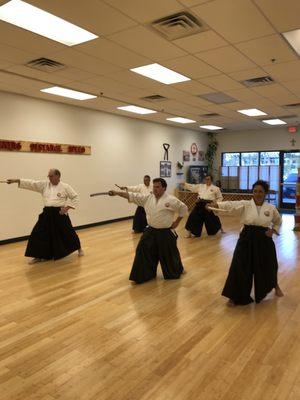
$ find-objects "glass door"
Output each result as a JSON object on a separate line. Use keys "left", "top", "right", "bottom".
{"left": 280, "top": 151, "right": 300, "bottom": 209}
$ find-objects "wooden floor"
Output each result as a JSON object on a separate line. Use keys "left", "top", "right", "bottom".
{"left": 0, "top": 214, "right": 299, "bottom": 400}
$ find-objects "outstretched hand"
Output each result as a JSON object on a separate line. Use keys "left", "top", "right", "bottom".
{"left": 7, "top": 179, "right": 19, "bottom": 184}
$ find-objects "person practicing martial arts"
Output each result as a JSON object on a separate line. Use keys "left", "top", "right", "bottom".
{"left": 184, "top": 174, "right": 223, "bottom": 237}
{"left": 208, "top": 179, "right": 283, "bottom": 306}
{"left": 119, "top": 175, "right": 152, "bottom": 233}
{"left": 109, "top": 178, "right": 188, "bottom": 284}
{"left": 7, "top": 169, "right": 83, "bottom": 264}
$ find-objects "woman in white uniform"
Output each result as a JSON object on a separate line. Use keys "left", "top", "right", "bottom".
{"left": 184, "top": 175, "right": 223, "bottom": 237}
{"left": 209, "top": 180, "right": 283, "bottom": 305}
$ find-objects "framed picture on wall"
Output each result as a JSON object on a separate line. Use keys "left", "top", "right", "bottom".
{"left": 198, "top": 151, "right": 205, "bottom": 161}
{"left": 160, "top": 161, "right": 171, "bottom": 178}
{"left": 183, "top": 150, "right": 190, "bottom": 162}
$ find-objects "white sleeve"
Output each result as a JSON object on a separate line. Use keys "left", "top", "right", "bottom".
{"left": 215, "top": 187, "right": 223, "bottom": 201}
{"left": 126, "top": 185, "right": 141, "bottom": 193}
{"left": 64, "top": 184, "right": 79, "bottom": 209}
{"left": 216, "top": 200, "right": 246, "bottom": 213}
{"left": 128, "top": 192, "right": 148, "bottom": 207}
{"left": 272, "top": 208, "right": 282, "bottom": 233}
{"left": 19, "top": 179, "right": 45, "bottom": 193}
{"left": 171, "top": 198, "right": 188, "bottom": 217}
{"left": 184, "top": 182, "right": 200, "bottom": 193}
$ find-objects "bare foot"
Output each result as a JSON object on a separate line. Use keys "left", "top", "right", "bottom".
{"left": 28, "top": 258, "right": 43, "bottom": 265}
{"left": 221, "top": 229, "right": 226, "bottom": 234}
{"left": 184, "top": 232, "right": 191, "bottom": 238}
{"left": 78, "top": 249, "right": 84, "bottom": 257}
{"left": 275, "top": 285, "right": 284, "bottom": 297}
{"left": 226, "top": 299, "right": 236, "bottom": 307}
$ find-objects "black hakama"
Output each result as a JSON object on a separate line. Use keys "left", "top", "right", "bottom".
{"left": 25, "top": 207, "right": 81, "bottom": 260}
{"left": 129, "top": 226, "right": 184, "bottom": 283}
{"left": 222, "top": 225, "right": 278, "bottom": 305}
{"left": 132, "top": 206, "right": 147, "bottom": 233}
{"left": 185, "top": 200, "right": 221, "bottom": 237}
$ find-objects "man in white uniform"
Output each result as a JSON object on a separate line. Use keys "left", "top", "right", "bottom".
{"left": 109, "top": 178, "right": 188, "bottom": 284}
{"left": 119, "top": 175, "right": 152, "bottom": 233}
{"left": 7, "top": 169, "right": 83, "bottom": 264}
{"left": 184, "top": 175, "right": 223, "bottom": 237}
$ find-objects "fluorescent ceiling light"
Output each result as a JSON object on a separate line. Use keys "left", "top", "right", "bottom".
{"left": 167, "top": 117, "right": 195, "bottom": 124}
{"left": 262, "top": 119, "right": 287, "bottom": 125}
{"left": 117, "top": 105, "right": 157, "bottom": 115}
{"left": 41, "top": 87, "right": 97, "bottom": 100}
{"left": 238, "top": 108, "right": 267, "bottom": 117}
{"left": 282, "top": 29, "right": 300, "bottom": 56}
{"left": 0, "top": 0, "right": 98, "bottom": 46}
{"left": 130, "top": 63, "right": 190, "bottom": 84}
{"left": 200, "top": 125, "right": 223, "bottom": 130}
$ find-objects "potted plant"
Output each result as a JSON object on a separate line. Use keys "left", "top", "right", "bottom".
{"left": 205, "top": 132, "right": 218, "bottom": 176}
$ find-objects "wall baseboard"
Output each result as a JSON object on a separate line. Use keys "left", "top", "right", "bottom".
{"left": 0, "top": 215, "right": 133, "bottom": 245}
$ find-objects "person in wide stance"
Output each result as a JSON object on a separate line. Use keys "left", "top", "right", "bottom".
{"left": 184, "top": 175, "right": 223, "bottom": 237}
{"left": 7, "top": 169, "right": 83, "bottom": 264}
{"left": 208, "top": 180, "right": 283, "bottom": 306}
{"left": 109, "top": 178, "right": 188, "bottom": 284}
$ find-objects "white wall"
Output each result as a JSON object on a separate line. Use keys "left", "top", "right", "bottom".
{"left": 215, "top": 128, "right": 300, "bottom": 171}
{"left": 0, "top": 91, "right": 207, "bottom": 240}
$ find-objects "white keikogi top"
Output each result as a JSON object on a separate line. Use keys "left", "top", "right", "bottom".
{"left": 19, "top": 179, "right": 79, "bottom": 208}
{"left": 216, "top": 199, "right": 281, "bottom": 232}
{"left": 184, "top": 183, "right": 223, "bottom": 201}
{"left": 126, "top": 184, "right": 152, "bottom": 195}
{"left": 128, "top": 192, "right": 188, "bottom": 229}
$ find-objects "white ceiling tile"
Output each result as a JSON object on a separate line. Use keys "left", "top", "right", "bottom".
{"left": 163, "top": 55, "right": 220, "bottom": 79}
{"left": 228, "top": 68, "right": 269, "bottom": 82}
{"left": 75, "top": 38, "right": 151, "bottom": 69}
{"left": 108, "top": 25, "right": 187, "bottom": 60}
{"left": 28, "top": 0, "right": 137, "bottom": 35}
{"left": 253, "top": 0, "right": 300, "bottom": 32}
{"left": 3, "top": 65, "right": 73, "bottom": 86}
{"left": 170, "top": 30, "right": 228, "bottom": 54}
{"left": 45, "top": 48, "right": 121, "bottom": 75}
{"left": 264, "top": 61, "right": 300, "bottom": 83}
{"left": 0, "top": 21, "right": 65, "bottom": 54}
{"left": 236, "top": 34, "right": 297, "bottom": 66}
{"left": 173, "top": 80, "right": 212, "bottom": 95}
{"left": 252, "top": 83, "right": 299, "bottom": 105}
{"left": 192, "top": 0, "right": 274, "bottom": 43}
{"left": 198, "top": 75, "right": 245, "bottom": 91}
{"left": 196, "top": 46, "right": 256, "bottom": 73}
{"left": 103, "top": 0, "right": 183, "bottom": 24}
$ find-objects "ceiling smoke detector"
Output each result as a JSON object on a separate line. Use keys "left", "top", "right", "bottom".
{"left": 242, "top": 76, "right": 274, "bottom": 87}
{"left": 150, "top": 11, "right": 207, "bottom": 40}
{"left": 26, "top": 58, "right": 66, "bottom": 72}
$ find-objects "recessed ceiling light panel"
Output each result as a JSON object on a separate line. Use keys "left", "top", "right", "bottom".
{"left": 238, "top": 108, "right": 267, "bottom": 117}
{"left": 41, "top": 86, "right": 97, "bottom": 100}
{"left": 0, "top": 0, "right": 98, "bottom": 46}
{"left": 117, "top": 105, "right": 157, "bottom": 115}
{"left": 130, "top": 63, "right": 190, "bottom": 84}
{"left": 167, "top": 117, "right": 195, "bottom": 124}
{"left": 199, "top": 125, "right": 223, "bottom": 130}
{"left": 262, "top": 119, "right": 287, "bottom": 125}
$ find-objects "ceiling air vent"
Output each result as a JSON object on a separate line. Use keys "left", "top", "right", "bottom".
{"left": 200, "top": 113, "right": 220, "bottom": 117}
{"left": 242, "top": 76, "right": 274, "bottom": 87}
{"left": 141, "top": 94, "right": 168, "bottom": 102}
{"left": 150, "top": 11, "right": 207, "bottom": 40}
{"left": 26, "top": 58, "right": 66, "bottom": 72}
{"left": 198, "top": 92, "right": 237, "bottom": 104}
{"left": 284, "top": 103, "right": 300, "bottom": 108}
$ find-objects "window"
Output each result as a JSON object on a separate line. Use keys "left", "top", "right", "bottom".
{"left": 222, "top": 152, "right": 240, "bottom": 166}
{"left": 260, "top": 151, "right": 279, "bottom": 165}
{"left": 241, "top": 152, "right": 259, "bottom": 166}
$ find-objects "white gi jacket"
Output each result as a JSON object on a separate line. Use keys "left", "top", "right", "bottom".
{"left": 128, "top": 192, "right": 188, "bottom": 229}
{"left": 19, "top": 179, "right": 78, "bottom": 209}
{"left": 126, "top": 184, "right": 152, "bottom": 195}
{"left": 216, "top": 199, "right": 281, "bottom": 232}
{"left": 184, "top": 183, "right": 223, "bottom": 201}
